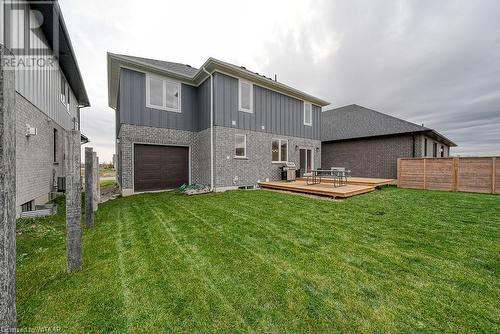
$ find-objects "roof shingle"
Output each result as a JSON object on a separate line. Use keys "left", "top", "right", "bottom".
{"left": 114, "top": 54, "right": 199, "bottom": 77}
{"left": 321, "top": 104, "right": 456, "bottom": 147}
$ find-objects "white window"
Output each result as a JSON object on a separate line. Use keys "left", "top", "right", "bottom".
{"left": 146, "top": 74, "right": 181, "bottom": 112}
{"left": 60, "top": 74, "right": 70, "bottom": 112}
{"left": 271, "top": 139, "right": 288, "bottom": 163}
{"left": 235, "top": 134, "right": 246, "bottom": 158}
{"left": 238, "top": 79, "right": 253, "bottom": 113}
{"left": 304, "top": 102, "right": 312, "bottom": 126}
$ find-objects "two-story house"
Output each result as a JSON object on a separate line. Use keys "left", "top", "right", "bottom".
{"left": 1, "top": 0, "right": 90, "bottom": 215}
{"left": 107, "top": 53, "right": 329, "bottom": 194}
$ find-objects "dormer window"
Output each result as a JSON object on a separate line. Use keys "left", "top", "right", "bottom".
{"left": 238, "top": 79, "right": 253, "bottom": 113}
{"left": 304, "top": 102, "right": 312, "bottom": 126}
{"left": 146, "top": 74, "right": 181, "bottom": 112}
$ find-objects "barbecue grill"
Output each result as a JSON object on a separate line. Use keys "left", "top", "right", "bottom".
{"left": 282, "top": 162, "right": 297, "bottom": 181}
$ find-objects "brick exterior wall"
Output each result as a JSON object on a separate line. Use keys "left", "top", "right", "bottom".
{"left": 118, "top": 124, "right": 201, "bottom": 193}
{"left": 196, "top": 128, "right": 212, "bottom": 186}
{"left": 117, "top": 124, "right": 321, "bottom": 193}
{"left": 15, "top": 92, "right": 65, "bottom": 215}
{"left": 321, "top": 134, "right": 423, "bottom": 179}
{"left": 214, "top": 126, "right": 321, "bottom": 188}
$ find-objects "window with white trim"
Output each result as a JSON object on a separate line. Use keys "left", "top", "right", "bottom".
{"left": 304, "top": 102, "right": 312, "bottom": 126}
{"left": 235, "top": 134, "right": 246, "bottom": 158}
{"left": 271, "top": 139, "right": 288, "bottom": 163}
{"left": 238, "top": 79, "right": 253, "bottom": 113}
{"left": 146, "top": 74, "right": 181, "bottom": 112}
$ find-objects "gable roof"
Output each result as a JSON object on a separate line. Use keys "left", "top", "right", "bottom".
{"left": 111, "top": 54, "right": 198, "bottom": 77}
{"left": 107, "top": 53, "right": 330, "bottom": 109}
{"left": 322, "top": 104, "right": 456, "bottom": 147}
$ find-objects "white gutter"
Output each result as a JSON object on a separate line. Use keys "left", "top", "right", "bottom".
{"left": 202, "top": 67, "right": 214, "bottom": 191}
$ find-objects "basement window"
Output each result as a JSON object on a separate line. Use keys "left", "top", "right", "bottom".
{"left": 21, "top": 200, "right": 34, "bottom": 212}
{"left": 235, "top": 134, "right": 247, "bottom": 158}
{"left": 304, "top": 102, "right": 312, "bottom": 126}
{"left": 238, "top": 79, "right": 253, "bottom": 113}
{"left": 146, "top": 74, "right": 181, "bottom": 112}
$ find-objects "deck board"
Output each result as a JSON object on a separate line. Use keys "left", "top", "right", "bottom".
{"left": 297, "top": 177, "right": 394, "bottom": 187}
{"left": 258, "top": 180, "right": 375, "bottom": 198}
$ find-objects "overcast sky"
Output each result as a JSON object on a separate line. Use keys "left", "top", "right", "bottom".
{"left": 58, "top": 0, "right": 500, "bottom": 162}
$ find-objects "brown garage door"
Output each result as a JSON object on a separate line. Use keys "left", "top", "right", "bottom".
{"left": 134, "top": 144, "right": 189, "bottom": 192}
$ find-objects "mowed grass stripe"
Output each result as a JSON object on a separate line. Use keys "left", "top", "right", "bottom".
{"left": 16, "top": 188, "right": 500, "bottom": 333}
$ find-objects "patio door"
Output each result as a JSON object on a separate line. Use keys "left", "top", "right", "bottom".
{"left": 299, "top": 149, "right": 313, "bottom": 174}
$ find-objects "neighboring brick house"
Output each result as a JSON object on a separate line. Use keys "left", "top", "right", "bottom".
{"left": 321, "top": 105, "right": 457, "bottom": 179}
{"left": 1, "top": 1, "right": 90, "bottom": 216}
{"left": 107, "top": 53, "right": 329, "bottom": 195}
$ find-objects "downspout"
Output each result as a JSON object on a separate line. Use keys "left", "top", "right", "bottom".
{"left": 202, "top": 67, "right": 214, "bottom": 191}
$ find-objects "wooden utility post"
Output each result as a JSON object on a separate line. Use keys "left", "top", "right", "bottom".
{"left": 65, "top": 130, "right": 82, "bottom": 272}
{"left": 92, "top": 152, "right": 98, "bottom": 212}
{"left": 85, "top": 147, "right": 94, "bottom": 228}
{"left": 0, "top": 44, "right": 17, "bottom": 331}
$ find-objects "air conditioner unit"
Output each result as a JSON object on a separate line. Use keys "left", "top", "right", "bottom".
{"left": 26, "top": 125, "right": 37, "bottom": 137}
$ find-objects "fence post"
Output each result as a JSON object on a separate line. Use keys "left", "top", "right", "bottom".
{"left": 453, "top": 157, "right": 459, "bottom": 192}
{"left": 65, "top": 130, "right": 82, "bottom": 272}
{"left": 85, "top": 148, "right": 94, "bottom": 228}
{"left": 423, "top": 159, "right": 427, "bottom": 190}
{"left": 397, "top": 158, "right": 401, "bottom": 187}
{"left": 96, "top": 156, "right": 100, "bottom": 204}
{"left": 492, "top": 157, "right": 496, "bottom": 194}
{"left": 92, "top": 152, "right": 98, "bottom": 212}
{"left": 0, "top": 44, "right": 17, "bottom": 332}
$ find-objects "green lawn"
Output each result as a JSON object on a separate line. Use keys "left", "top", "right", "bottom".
{"left": 17, "top": 187, "right": 500, "bottom": 333}
{"left": 99, "top": 179, "right": 116, "bottom": 188}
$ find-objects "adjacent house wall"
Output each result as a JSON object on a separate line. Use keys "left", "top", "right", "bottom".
{"left": 322, "top": 135, "right": 422, "bottom": 179}
{"left": 15, "top": 93, "right": 65, "bottom": 216}
{"left": 4, "top": 1, "right": 78, "bottom": 131}
{"left": 4, "top": 2, "right": 80, "bottom": 215}
{"left": 421, "top": 135, "right": 450, "bottom": 157}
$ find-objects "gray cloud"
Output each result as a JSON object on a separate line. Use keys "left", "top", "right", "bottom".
{"left": 260, "top": 0, "right": 500, "bottom": 156}
{"left": 60, "top": 0, "right": 500, "bottom": 161}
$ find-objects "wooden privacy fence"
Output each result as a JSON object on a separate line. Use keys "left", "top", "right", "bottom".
{"left": 398, "top": 157, "right": 499, "bottom": 194}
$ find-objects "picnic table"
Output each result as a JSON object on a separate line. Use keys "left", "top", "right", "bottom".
{"left": 304, "top": 168, "right": 350, "bottom": 187}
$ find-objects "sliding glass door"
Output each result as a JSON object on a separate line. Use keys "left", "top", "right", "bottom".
{"left": 299, "top": 149, "right": 313, "bottom": 174}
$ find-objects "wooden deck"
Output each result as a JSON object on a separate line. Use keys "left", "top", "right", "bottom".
{"left": 297, "top": 177, "right": 395, "bottom": 187}
{"left": 258, "top": 180, "right": 376, "bottom": 198}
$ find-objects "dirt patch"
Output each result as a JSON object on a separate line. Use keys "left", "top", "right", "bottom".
{"left": 100, "top": 185, "right": 120, "bottom": 203}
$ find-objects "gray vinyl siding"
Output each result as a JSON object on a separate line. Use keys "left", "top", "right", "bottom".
{"left": 213, "top": 72, "right": 320, "bottom": 140}
{"left": 118, "top": 68, "right": 199, "bottom": 132}
{"left": 4, "top": 1, "right": 78, "bottom": 131}
{"left": 197, "top": 78, "right": 211, "bottom": 131}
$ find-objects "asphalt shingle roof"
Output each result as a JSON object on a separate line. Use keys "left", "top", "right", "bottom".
{"left": 115, "top": 54, "right": 199, "bottom": 77}
{"left": 322, "top": 104, "right": 431, "bottom": 141}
